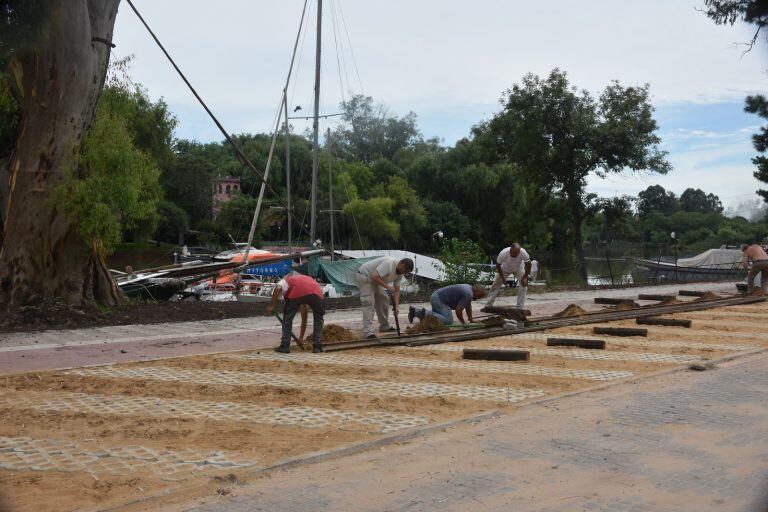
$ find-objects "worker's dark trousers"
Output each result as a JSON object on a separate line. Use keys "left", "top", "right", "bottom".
{"left": 280, "top": 294, "right": 325, "bottom": 349}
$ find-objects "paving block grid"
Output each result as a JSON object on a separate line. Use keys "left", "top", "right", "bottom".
{"left": 0, "top": 436, "right": 256, "bottom": 481}
{"left": 223, "top": 352, "right": 635, "bottom": 381}
{"left": 0, "top": 391, "right": 428, "bottom": 434}
{"left": 182, "top": 353, "right": 768, "bottom": 512}
{"left": 401, "top": 344, "right": 701, "bottom": 363}
{"left": 66, "top": 366, "right": 546, "bottom": 404}
{"left": 510, "top": 332, "right": 754, "bottom": 351}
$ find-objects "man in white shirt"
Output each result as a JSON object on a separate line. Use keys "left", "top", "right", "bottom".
{"left": 486, "top": 242, "right": 531, "bottom": 307}
{"left": 355, "top": 256, "right": 414, "bottom": 339}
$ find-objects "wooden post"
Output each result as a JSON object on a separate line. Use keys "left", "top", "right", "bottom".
{"left": 594, "top": 297, "right": 632, "bottom": 305}
{"left": 678, "top": 290, "right": 707, "bottom": 297}
{"left": 638, "top": 294, "right": 676, "bottom": 301}
{"left": 547, "top": 338, "right": 606, "bottom": 350}
{"left": 593, "top": 326, "right": 647, "bottom": 337}
{"left": 463, "top": 349, "right": 530, "bottom": 361}
{"left": 636, "top": 317, "right": 691, "bottom": 327}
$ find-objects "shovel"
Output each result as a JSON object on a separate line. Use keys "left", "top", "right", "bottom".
{"left": 393, "top": 301, "right": 401, "bottom": 337}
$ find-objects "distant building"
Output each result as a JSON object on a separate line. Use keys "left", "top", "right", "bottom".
{"left": 212, "top": 176, "right": 241, "bottom": 218}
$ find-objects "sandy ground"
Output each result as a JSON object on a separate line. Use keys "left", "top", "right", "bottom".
{"left": 0, "top": 292, "right": 765, "bottom": 511}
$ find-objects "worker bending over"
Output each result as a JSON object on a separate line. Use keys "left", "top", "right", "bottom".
{"left": 356, "top": 257, "right": 414, "bottom": 339}
{"left": 741, "top": 243, "right": 768, "bottom": 293}
{"left": 486, "top": 242, "right": 531, "bottom": 308}
{"left": 266, "top": 273, "right": 325, "bottom": 353}
{"left": 409, "top": 284, "right": 486, "bottom": 325}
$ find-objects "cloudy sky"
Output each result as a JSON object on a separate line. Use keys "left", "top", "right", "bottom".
{"left": 112, "top": 0, "right": 768, "bottom": 209}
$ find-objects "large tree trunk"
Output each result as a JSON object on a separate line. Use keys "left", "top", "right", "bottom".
{"left": 0, "top": 0, "right": 122, "bottom": 309}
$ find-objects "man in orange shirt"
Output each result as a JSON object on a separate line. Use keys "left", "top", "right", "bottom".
{"left": 266, "top": 273, "right": 325, "bottom": 353}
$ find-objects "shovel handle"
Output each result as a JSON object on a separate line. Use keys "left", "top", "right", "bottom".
{"left": 273, "top": 311, "right": 302, "bottom": 343}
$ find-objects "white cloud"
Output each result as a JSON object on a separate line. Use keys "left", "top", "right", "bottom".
{"left": 113, "top": 0, "right": 768, "bottom": 139}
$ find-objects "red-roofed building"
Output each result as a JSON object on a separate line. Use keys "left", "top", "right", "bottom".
{"left": 212, "top": 176, "right": 241, "bottom": 218}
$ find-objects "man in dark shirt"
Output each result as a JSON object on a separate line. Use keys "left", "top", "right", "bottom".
{"left": 408, "top": 284, "right": 486, "bottom": 325}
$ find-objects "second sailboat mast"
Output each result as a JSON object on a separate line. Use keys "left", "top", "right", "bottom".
{"left": 309, "top": 0, "right": 323, "bottom": 243}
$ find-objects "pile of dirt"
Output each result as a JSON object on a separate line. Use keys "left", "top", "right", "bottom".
{"left": 747, "top": 289, "right": 765, "bottom": 297}
{"left": 405, "top": 315, "right": 449, "bottom": 335}
{"left": 322, "top": 324, "right": 358, "bottom": 342}
{"left": 657, "top": 296, "right": 682, "bottom": 305}
{"left": 479, "top": 316, "right": 505, "bottom": 327}
{"left": 552, "top": 304, "right": 589, "bottom": 318}
{"left": 609, "top": 300, "right": 640, "bottom": 311}
{"left": 696, "top": 292, "right": 722, "bottom": 301}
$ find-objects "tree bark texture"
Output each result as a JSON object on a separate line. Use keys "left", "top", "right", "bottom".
{"left": 0, "top": 0, "right": 122, "bottom": 308}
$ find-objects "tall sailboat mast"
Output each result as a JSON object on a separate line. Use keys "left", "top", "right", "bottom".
{"left": 283, "top": 91, "right": 291, "bottom": 252}
{"left": 309, "top": 0, "right": 323, "bottom": 244}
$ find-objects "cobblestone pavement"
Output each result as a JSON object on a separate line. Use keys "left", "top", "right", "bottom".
{"left": 0, "top": 282, "right": 736, "bottom": 375}
{"left": 0, "top": 437, "right": 257, "bottom": 482}
{"left": 181, "top": 352, "right": 768, "bottom": 512}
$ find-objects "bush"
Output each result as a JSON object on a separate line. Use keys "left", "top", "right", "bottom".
{"left": 436, "top": 238, "right": 486, "bottom": 285}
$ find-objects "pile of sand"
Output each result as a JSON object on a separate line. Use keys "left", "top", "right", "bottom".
{"left": 480, "top": 316, "right": 505, "bottom": 327}
{"left": 322, "top": 324, "right": 358, "bottom": 342}
{"left": 553, "top": 304, "right": 589, "bottom": 318}
{"left": 696, "top": 292, "right": 722, "bottom": 301}
{"left": 609, "top": 300, "right": 640, "bottom": 311}
{"left": 405, "top": 315, "right": 449, "bottom": 335}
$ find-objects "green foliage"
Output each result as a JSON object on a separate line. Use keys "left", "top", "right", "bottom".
{"left": 334, "top": 94, "right": 423, "bottom": 163}
{"left": 472, "top": 69, "right": 670, "bottom": 281}
{"left": 217, "top": 193, "right": 258, "bottom": 242}
{"left": 437, "top": 238, "right": 487, "bottom": 285}
{"left": 680, "top": 188, "right": 723, "bottom": 214}
{"left": 57, "top": 107, "right": 162, "bottom": 255}
{"left": 342, "top": 197, "right": 399, "bottom": 246}
{"left": 638, "top": 185, "right": 679, "bottom": 216}
{"left": 155, "top": 200, "right": 189, "bottom": 244}
{"left": 103, "top": 57, "right": 177, "bottom": 169}
{"left": 704, "top": 0, "right": 768, "bottom": 49}
{"left": 744, "top": 94, "right": 768, "bottom": 204}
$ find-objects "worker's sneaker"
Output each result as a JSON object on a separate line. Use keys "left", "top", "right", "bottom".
{"left": 274, "top": 345, "right": 290, "bottom": 354}
{"left": 312, "top": 345, "right": 324, "bottom": 353}
{"left": 408, "top": 306, "right": 416, "bottom": 324}
{"left": 379, "top": 327, "right": 397, "bottom": 333}
{"left": 364, "top": 334, "right": 377, "bottom": 340}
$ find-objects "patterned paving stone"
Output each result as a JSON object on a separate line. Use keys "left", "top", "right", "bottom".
{"left": 0, "top": 436, "right": 256, "bottom": 481}
{"left": 66, "top": 366, "right": 546, "bottom": 404}
{"left": 510, "top": 332, "right": 753, "bottom": 351}
{"left": 223, "top": 352, "right": 635, "bottom": 381}
{"left": 399, "top": 344, "right": 700, "bottom": 363}
{"left": 0, "top": 391, "right": 428, "bottom": 434}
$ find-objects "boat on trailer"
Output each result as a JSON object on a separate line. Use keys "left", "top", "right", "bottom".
{"left": 632, "top": 247, "right": 744, "bottom": 282}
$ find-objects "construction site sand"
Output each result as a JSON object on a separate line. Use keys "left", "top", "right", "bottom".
{"left": 2, "top": 301, "right": 765, "bottom": 511}
{"left": 378, "top": 343, "right": 700, "bottom": 374}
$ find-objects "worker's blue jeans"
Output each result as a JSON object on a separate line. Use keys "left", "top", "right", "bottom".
{"left": 420, "top": 291, "right": 453, "bottom": 325}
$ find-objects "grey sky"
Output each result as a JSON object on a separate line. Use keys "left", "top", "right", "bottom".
{"left": 113, "top": 1, "right": 768, "bottom": 207}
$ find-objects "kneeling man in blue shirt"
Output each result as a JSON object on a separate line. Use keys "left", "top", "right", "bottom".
{"left": 408, "top": 284, "right": 486, "bottom": 325}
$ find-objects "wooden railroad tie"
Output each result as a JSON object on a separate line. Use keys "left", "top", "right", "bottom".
{"left": 462, "top": 348, "right": 530, "bottom": 361}
{"left": 678, "top": 290, "right": 707, "bottom": 297}
{"left": 546, "top": 338, "right": 606, "bottom": 350}
{"left": 636, "top": 316, "right": 692, "bottom": 328}
{"left": 592, "top": 326, "right": 648, "bottom": 337}
{"left": 637, "top": 294, "right": 676, "bottom": 301}
{"left": 480, "top": 306, "right": 531, "bottom": 321}
{"left": 594, "top": 297, "right": 632, "bottom": 305}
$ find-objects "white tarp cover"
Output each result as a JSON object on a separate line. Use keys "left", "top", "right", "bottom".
{"left": 334, "top": 250, "right": 447, "bottom": 281}
{"left": 676, "top": 248, "right": 742, "bottom": 268}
